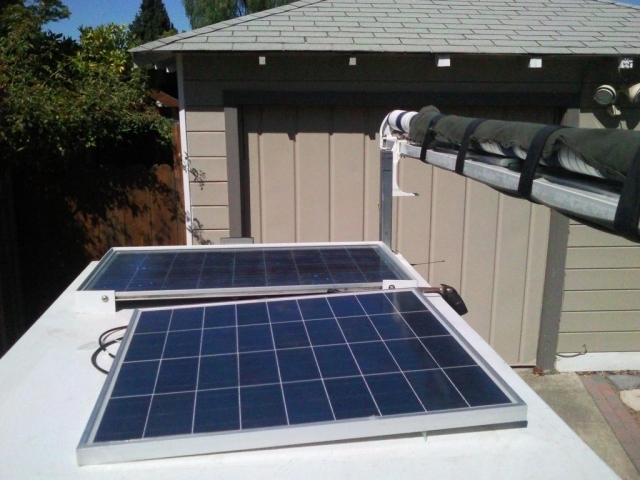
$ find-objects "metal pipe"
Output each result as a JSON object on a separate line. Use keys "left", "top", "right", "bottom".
{"left": 379, "top": 150, "right": 393, "bottom": 247}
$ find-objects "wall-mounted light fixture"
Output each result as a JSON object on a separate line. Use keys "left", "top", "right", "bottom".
{"left": 349, "top": 57, "right": 357, "bottom": 66}
{"left": 528, "top": 58, "right": 542, "bottom": 69}
{"left": 593, "top": 85, "right": 620, "bottom": 116}
{"left": 593, "top": 84, "right": 617, "bottom": 106}
{"left": 593, "top": 58, "right": 637, "bottom": 115}
{"left": 258, "top": 56, "right": 266, "bottom": 66}
{"left": 436, "top": 55, "right": 450, "bottom": 67}
{"left": 627, "top": 83, "right": 640, "bottom": 103}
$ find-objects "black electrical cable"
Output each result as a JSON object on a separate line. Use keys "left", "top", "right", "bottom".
{"left": 556, "top": 344, "right": 588, "bottom": 358}
{"left": 91, "top": 326, "right": 127, "bottom": 374}
{"left": 99, "top": 326, "right": 126, "bottom": 358}
{"left": 91, "top": 340, "right": 121, "bottom": 374}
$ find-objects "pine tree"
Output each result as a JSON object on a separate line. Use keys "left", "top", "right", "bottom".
{"left": 182, "top": 0, "right": 294, "bottom": 30}
{"left": 130, "top": 0, "right": 175, "bottom": 43}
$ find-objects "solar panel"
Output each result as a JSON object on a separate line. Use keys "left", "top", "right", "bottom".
{"left": 77, "top": 243, "right": 416, "bottom": 311}
{"left": 77, "top": 289, "right": 526, "bottom": 465}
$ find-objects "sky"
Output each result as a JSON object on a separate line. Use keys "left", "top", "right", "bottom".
{"left": 44, "top": 0, "right": 640, "bottom": 39}
{"left": 45, "top": 0, "right": 192, "bottom": 38}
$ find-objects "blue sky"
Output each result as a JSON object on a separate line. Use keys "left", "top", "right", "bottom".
{"left": 45, "top": 0, "right": 640, "bottom": 39}
{"left": 45, "top": 0, "right": 191, "bottom": 38}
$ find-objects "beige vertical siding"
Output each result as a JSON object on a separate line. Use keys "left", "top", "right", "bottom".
{"left": 260, "top": 108, "right": 297, "bottom": 243}
{"left": 296, "top": 108, "right": 331, "bottom": 242}
{"left": 244, "top": 105, "right": 553, "bottom": 364}
{"left": 556, "top": 109, "right": 640, "bottom": 354}
{"left": 184, "top": 107, "right": 230, "bottom": 244}
{"left": 558, "top": 221, "right": 640, "bottom": 353}
{"left": 329, "top": 114, "right": 364, "bottom": 241}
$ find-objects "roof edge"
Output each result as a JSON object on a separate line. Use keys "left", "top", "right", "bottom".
{"left": 130, "top": 0, "right": 326, "bottom": 54}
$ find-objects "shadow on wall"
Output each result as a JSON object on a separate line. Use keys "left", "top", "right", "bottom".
{"left": 186, "top": 216, "right": 213, "bottom": 245}
{"left": 11, "top": 156, "right": 185, "bottom": 343}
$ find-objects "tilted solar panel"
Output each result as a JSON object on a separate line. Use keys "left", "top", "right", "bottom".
{"left": 77, "top": 289, "right": 526, "bottom": 465}
{"left": 77, "top": 243, "right": 416, "bottom": 311}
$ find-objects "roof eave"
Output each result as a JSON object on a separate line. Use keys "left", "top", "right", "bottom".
{"left": 131, "top": 46, "right": 637, "bottom": 64}
{"left": 132, "top": 50, "right": 178, "bottom": 69}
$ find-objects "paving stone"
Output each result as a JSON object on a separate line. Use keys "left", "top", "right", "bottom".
{"left": 519, "top": 371, "right": 640, "bottom": 479}
{"left": 608, "top": 375, "right": 640, "bottom": 392}
{"left": 582, "top": 375, "right": 640, "bottom": 478}
{"left": 621, "top": 390, "right": 640, "bottom": 412}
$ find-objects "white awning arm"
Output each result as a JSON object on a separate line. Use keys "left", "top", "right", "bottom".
{"left": 392, "top": 141, "right": 418, "bottom": 198}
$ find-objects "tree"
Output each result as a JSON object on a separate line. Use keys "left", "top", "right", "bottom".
{"left": 182, "top": 0, "right": 294, "bottom": 29}
{"left": 130, "top": 0, "right": 176, "bottom": 44}
{"left": 0, "top": 0, "right": 172, "bottom": 169}
{"left": 0, "top": 0, "right": 74, "bottom": 166}
{"left": 0, "top": 1, "right": 178, "bottom": 347}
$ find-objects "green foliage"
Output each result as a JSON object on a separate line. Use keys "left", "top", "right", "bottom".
{"left": 0, "top": 1, "right": 172, "bottom": 171}
{"left": 69, "top": 24, "right": 173, "bottom": 153}
{"left": 182, "top": 0, "right": 294, "bottom": 29}
{"left": 245, "top": 0, "right": 292, "bottom": 14}
{"left": 182, "top": 0, "right": 236, "bottom": 28}
{"left": 1, "top": 0, "right": 69, "bottom": 25}
{"left": 130, "top": 0, "right": 176, "bottom": 44}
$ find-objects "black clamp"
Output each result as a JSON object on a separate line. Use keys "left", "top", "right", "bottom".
{"left": 419, "top": 284, "right": 468, "bottom": 316}
{"left": 455, "top": 118, "right": 487, "bottom": 175}
{"left": 420, "top": 114, "right": 446, "bottom": 162}
{"left": 613, "top": 143, "right": 640, "bottom": 241}
{"left": 517, "top": 125, "right": 566, "bottom": 200}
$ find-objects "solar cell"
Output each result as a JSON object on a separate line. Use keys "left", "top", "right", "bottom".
{"left": 79, "top": 244, "right": 411, "bottom": 300}
{"left": 78, "top": 289, "right": 526, "bottom": 466}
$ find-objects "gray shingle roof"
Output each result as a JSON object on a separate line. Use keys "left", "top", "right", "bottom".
{"left": 131, "top": 0, "right": 640, "bottom": 56}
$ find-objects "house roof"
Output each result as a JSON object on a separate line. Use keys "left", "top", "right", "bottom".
{"left": 131, "top": 0, "right": 640, "bottom": 58}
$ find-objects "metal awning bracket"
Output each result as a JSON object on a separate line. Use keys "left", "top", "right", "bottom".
{"left": 392, "top": 142, "right": 418, "bottom": 197}
{"left": 382, "top": 279, "right": 419, "bottom": 289}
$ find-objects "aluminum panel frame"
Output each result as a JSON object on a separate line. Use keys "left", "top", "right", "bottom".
{"left": 77, "top": 289, "right": 527, "bottom": 466}
{"left": 76, "top": 242, "right": 423, "bottom": 313}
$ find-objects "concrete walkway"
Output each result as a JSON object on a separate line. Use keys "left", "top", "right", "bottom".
{"left": 518, "top": 370, "right": 640, "bottom": 480}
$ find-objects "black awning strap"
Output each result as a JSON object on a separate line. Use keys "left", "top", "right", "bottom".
{"left": 613, "top": 143, "right": 640, "bottom": 241}
{"left": 455, "top": 118, "right": 487, "bottom": 174}
{"left": 420, "top": 114, "right": 445, "bottom": 162}
{"left": 517, "top": 125, "right": 566, "bottom": 200}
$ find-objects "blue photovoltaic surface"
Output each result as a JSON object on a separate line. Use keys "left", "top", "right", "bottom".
{"left": 91, "top": 291, "right": 514, "bottom": 444}
{"left": 82, "top": 245, "right": 409, "bottom": 292}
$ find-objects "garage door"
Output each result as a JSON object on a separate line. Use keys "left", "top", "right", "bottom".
{"left": 243, "top": 104, "right": 559, "bottom": 365}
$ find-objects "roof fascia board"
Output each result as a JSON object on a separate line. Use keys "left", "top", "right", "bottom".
{"left": 222, "top": 90, "right": 581, "bottom": 108}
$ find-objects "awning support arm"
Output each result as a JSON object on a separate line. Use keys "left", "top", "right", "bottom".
{"left": 379, "top": 142, "right": 417, "bottom": 248}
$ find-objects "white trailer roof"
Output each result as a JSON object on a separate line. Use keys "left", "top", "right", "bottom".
{"left": 0, "top": 261, "right": 618, "bottom": 479}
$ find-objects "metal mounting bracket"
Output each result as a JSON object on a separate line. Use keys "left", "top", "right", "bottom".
{"left": 392, "top": 142, "right": 418, "bottom": 198}
{"left": 380, "top": 139, "right": 419, "bottom": 247}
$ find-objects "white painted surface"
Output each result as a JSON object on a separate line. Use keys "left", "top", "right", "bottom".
{"left": 0, "top": 263, "right": 619, "bottom": 479}
{"left": 75, "top": 290, "right": 116, "bottom": 314}
{"left": 620, "top": 390, "right": 640, "bottom": 412}
{"left": 556, "top": 352, "right": 640, "bottom": 372}
{"left": 177, "top": 54, "right": 193, "bottom": 245}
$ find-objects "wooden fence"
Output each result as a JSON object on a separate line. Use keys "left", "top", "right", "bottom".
{"left": 0, "top": 124, "right": 185, "bottom": 357}
{"left": 0, "top": 167, "right": 25, "bottom": 355}
{"left": 72, "top": 125, "right": 186, "bottom": 258}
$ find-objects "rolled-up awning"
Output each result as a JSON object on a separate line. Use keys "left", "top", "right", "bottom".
{"left": 382, "top": 107, "right": 640, "bottom": 242}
